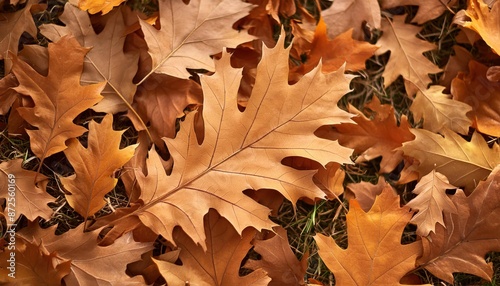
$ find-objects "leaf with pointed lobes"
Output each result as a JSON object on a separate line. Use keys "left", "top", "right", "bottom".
{"left": 76, "top": 0, "right": 126, "bottom": 15}
{"left": 59, "top": 114, "right": 137, "bottom": 219}
{"left": 315, "top": 187, "right": 428, "bottom": 286}
{"left": 154, "top": 210, "right": 271, "bottom": 286}
{"left": 456, "top": 0, "right": 500, "bottom": 54}
{"left": 452, "top": 60, "right": 500, "bottom": 136}
{"left": 12, "top": 36, "right": 105, "bottom": 163}
{"left": 140, "top": 0, "right": 255, "bottom": 79}
{"left": 406, "top": 170, "right": 458, "bottom": 236}
{"left": 418, "top": 166, "right": 500, "bottom": 283}
{"left": 401, "top": 128, "right": 500, "bottom": 193}
{"left": 245, "top": 226, "right": 308, "bottom": 286}
{"left": 381, "top": 0, "right": 458, "bottom": 24}
{"left": 94, "top": 31, "right": 355, "bottom": 249}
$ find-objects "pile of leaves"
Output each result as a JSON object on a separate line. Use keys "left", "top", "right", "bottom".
{"left": 1, "top": 0, "right": 500, "bottom": 284}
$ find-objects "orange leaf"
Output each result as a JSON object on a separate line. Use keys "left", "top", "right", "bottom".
{"left": 40, "top": 4, "right": 139, "bottom": 113}
{"left": 0, "top": 159, "right": 53, "bottom": 221}
{"left": 314, "top": 188, "right": 426, "bottom": 285}
{"left": 452, "top": 60, "right": 500, "bottom": 136}
{"left": 406, "top": 170, "right": 458, "bottom": 236}
{"left": 76, "top": 0, "right": 126, "bottom": 15}
{"left": 418, "top": 166, "right": 500, "bottom": 283}
{"left": 153, "top": 210, "right": 271, "bottom": 286}
{"left": 59, "top": 114, "right": 137, "bottom": 219}
{"left": 245, "top": 227, "right": 308, "bottom": 285}
{"left": 12, "top": 36, "right": 105, "bottom": 163}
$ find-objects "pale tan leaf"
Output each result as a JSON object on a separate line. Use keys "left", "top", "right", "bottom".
{"left": 401, "top": 128, "right": 500, "bottom": 192}
{"left": 381, "top": 0, "right": 458, "bottom": 24}
{"left": 406, "top": 170, "right": 458, "bottom": 236}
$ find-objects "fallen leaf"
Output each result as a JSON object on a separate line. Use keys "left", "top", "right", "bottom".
{"left": 59, "top": 114, "right": 137, "bottom": 219}
{"left": 406, "top": 170, "right": 458, "bottom": 236}
{"left": 153, "top": 210, "right": 271, "bottom": 286}
{"left": 245, "top": 226, "right": 308, "bottom": 286}
{"left": 418, "top": 166, "right": 500, "bottom": 283}
{"left": 314, "top": 187, "right": 426, "bottom": 286}
{"left": 401, "top": 128, "right": 500, "bottom": 192}
{"left": 76, "top": 0, "right": 126, "bottom": 15}
{"left": 265, "top": 0, "right": 296, "bottom": 22}
{"left": 346, "top": 177, "right": 397, "bottom": 212}
{"left": 139, "top": 0, "right": 255, "bottom": 79}
{"left": 40, "top": 4, "right": 139, "bottom": 113}
{"left": 440, "top": 45, "right": 474, "bottom": 88}
{"left": 456, "top": 0, "right": 500, "bottom": 54}
{"left": 318, "top": 97, "right": 415, "bottom": 173}
{"left": 18, "top": 223, "right": 152, "bottom": 285}
{"left": 94, "top": 33, "right": 354, "bottom": 247}
{"left": 0, "top": 159, "right": 53, "bottom": 221}
{"left": 322, "top": 0, "right": 381, "bottom": 40}
{"left": 381, "top": 0, "right": 458, "bottom": 24}
{"left": 0, "top": 236, "right": 71, "bottom": 285}
{"left": 0, "top": 0, "right": 37, "bottom": 73}
{"left": 375, "top": 15, "right": 441, "bottom": 94}
{"left": 289, "top": 19, "right": 378, "bottom": 82}
{"left": 452, "top": 60, "right": 500, "bottom": 136}
{"left": 12, "top": 36, "right": 105, "bottom": 164}
{"left": 0, "top": 74, "right": 19, "bottom": 115}
{"left": 410, "top": 84, "right": 472, "bottom": 134}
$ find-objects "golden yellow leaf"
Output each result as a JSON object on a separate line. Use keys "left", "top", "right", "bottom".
{"left": 76, "top": 0, "right": 125, "bottom": 15}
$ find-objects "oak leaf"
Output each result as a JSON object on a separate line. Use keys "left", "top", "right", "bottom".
{"left": 314, "top": 187, "right": 426, "bottom": 286}
{"left": 440, "top": 45, "right": 474, "bottom": 88}
{"left": 40, "top": 4, "right": 139, "bottom": 113}
{"left": 153, "top": 210, "right": 271, "bottom": 286}
{"left": 375, "top": 15, "right": 441, "bottom": 94}
{"left": 318, "top": 97, "right": 415, "bottom": 173}
{"left": 76, "top": 0, "right": 125, "bottom": 15}
{"left": 0, "top": 1, "right": 37, "bottom": 73}
{"left": 0, "top": 159, "right": 53, "bottom": 222}
{"left": 381, "top": 0, "right": 458, "bottom": 24}
{"left": 406, "top": 170, "right": 458, "bottom": 236}
{"left": 0, "top": 236, "right": 72, "bottom": 285}
{"left": 139, "top": 0, "right": 255, "bottom": 79}
{"left": 321, "top": 0, "right": 381, "bottom": 40}
{"left": 289, "top": 19, "right": 378, "bottom": 82}
{"left": 410, "top": 84, "right": 472, "bottom": 134}
{"left": 18, "top": 223, "right": 152, "bottom": 285}
{"left": 245, "top": 226, "right": 308, "bottom": 286}
{"left": 417, "top": 166, "right": 500, "bottom": 283}
{"left": 401, "top": 128, "right": 500, "bottom": 192}
{"left": 96, "top": 33, "right": 354, "bottom": 247}
{"left": 456, "top": 0, "right": 500, "bottom": 54}
{"left": 12, "top": 36, "right": 105, "bottom": 164}
{"left": 59, "top": 114, "right": 137, "bottom": 219}
{"left": 346, "top": 177, "right": 397, "bottom": 212}
{"left": 452, "top": 60, "right": 500, "bottom": 136}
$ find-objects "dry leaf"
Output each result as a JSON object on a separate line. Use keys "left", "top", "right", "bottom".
{"left": 153, "top": 210, "right": 271, "bottom": 286}
{"left": 406, "top": 170, "right": 458, "bottom": 236}
{"left": 401, "top": 128, "right": 500, "bottom": 192}
{"left": 17, "top": 223, "right": 152, "bottom": 285}
{"left": 76, "top": 0, "right": 126, "bottom": 15}
{"left": 94, "top": 33, "right": 354, "bottom": 247}
{"left": 245, "top": 226, "right": 308, "bottom": 286}
{"left": 410, "top": 84, "right": 472, "bottom": 134}
{"left": 59, "top": 114, "right": 137, "bottom": 219}
{"left": 346, "top": 177, "right": 398, "bottom": 212}
{"left": 12, "top": 36, "right": 105, "bottom": 163}
{"left": 0, "top": 236, "right": 72, "bottom": 285}
{"left": 440, "top": 45, "right": 474, "bottom": 88}
{"left": 375, "top": 15, "right": 441, "bottom": 94}
{"left": 456, "top": 0, "right": 500, "bottom": 54}
{"left": 0, "top": 74, "right": 19, "bottom": 115}
{"left": 40, "top": 4, "right": 139, "bottom": 113}
{"left": 418, "top": 166, "right": 500, "bottom": 283}
{"left": 140, "top": 0, "right": 255, "bottom": 79}
{"left": 381, "top": 0, "right": 458, "bottom": 24}
{"left": 452, "top": 60, "right": 500, "bottom": 136}
{"left": 321, "top": 0, "right": 381, "bottom": 40}
{"left": 290, "top": 19, "right": 378, "bottom": 82}
{"left": 314, "top": 187, "right": 426, "bottom": 286}
{"left": 0, "top": 159, "right": 53, "bottom": 221}
{"left": 0, "top": 0, "right": 37, "bottom": 73}
{"left": 318, "top": 97, "right": 415, "bottom": 173}
{"left": 265, "top": 0, "right": 296, "bottom": 22}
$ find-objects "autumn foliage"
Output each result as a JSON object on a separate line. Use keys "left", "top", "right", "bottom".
{"left": 0, "top": 0, "right": 500, "bottom": 285}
